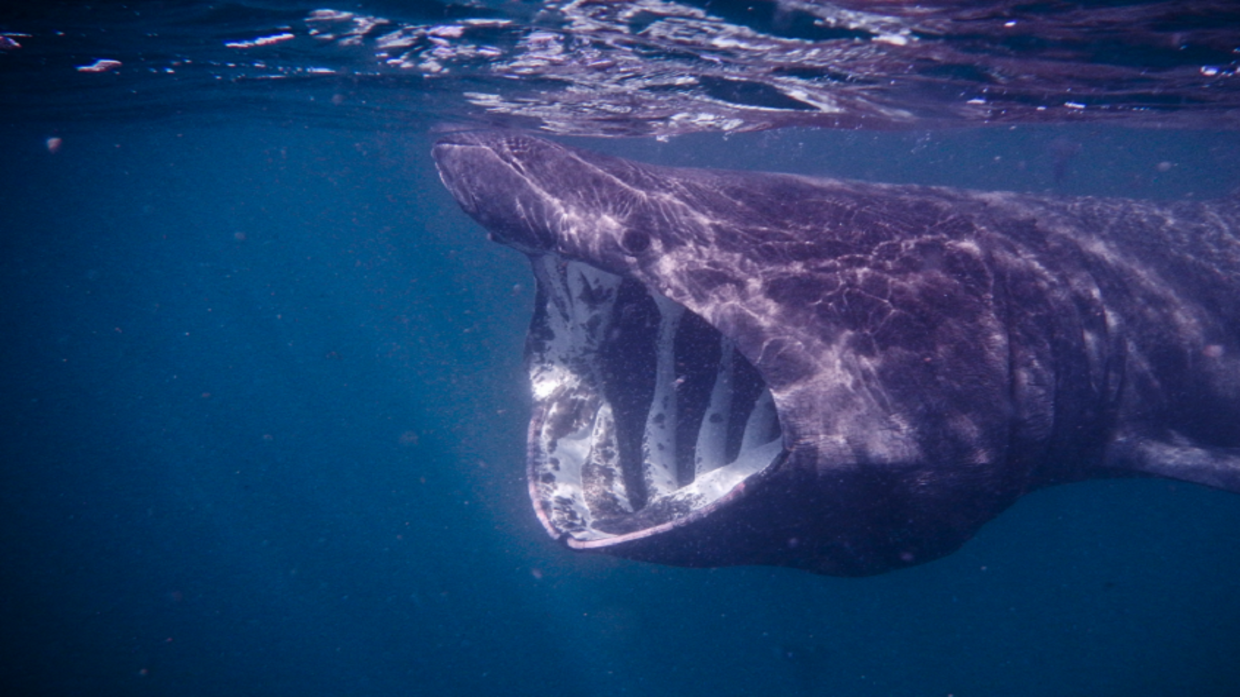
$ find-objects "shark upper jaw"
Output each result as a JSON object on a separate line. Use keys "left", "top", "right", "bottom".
{"left": 522, "top": 252, "right": 786, "bottom": 548}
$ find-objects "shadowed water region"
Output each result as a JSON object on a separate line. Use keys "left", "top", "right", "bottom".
{"left": 3, "top": 2, "right": 1240, "bottom": 696}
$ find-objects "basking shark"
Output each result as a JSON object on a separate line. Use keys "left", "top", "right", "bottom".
{"left": 432, "top": 131, "right": 1240, "bottom": 576}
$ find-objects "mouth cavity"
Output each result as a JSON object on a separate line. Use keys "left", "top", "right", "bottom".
{"left": 525, "top": 256, "right": 784, "bottom": 547}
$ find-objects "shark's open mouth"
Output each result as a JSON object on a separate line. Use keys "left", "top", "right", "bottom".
{"left": 525, "top": 255, "right": 785, "bottom": 548}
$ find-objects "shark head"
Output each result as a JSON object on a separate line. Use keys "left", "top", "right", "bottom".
{"left": 433, "top": 131, "right": 1032, "bottom": 575}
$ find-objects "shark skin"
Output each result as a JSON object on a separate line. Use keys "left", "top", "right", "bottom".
{"left": 432, "top": 131, "right": 1240, "bottom": 576}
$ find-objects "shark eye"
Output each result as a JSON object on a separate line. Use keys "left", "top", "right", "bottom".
{"left": 620, "top": 229, "right": 652, "bottom": 255}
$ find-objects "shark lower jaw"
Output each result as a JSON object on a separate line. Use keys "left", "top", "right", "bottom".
{"left": 523, "top": 255, "right": 785, "bottom": 546}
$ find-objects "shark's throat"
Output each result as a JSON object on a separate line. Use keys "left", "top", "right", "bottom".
{"left": 525, "top": 256, "right": 783, "bottom": 544}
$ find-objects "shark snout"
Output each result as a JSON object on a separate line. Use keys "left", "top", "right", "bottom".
{"left": 432, "top": 135, "right": 558, "bottom": 253}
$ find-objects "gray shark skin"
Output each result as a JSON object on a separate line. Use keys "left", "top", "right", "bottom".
{"left": 432, "top": 131, "right": 1240, "bottom": 576}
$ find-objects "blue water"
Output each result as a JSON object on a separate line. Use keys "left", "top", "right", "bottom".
{"left": 4, "top": 3, "right": 1240, "bottom": 694}
{"left": 4, "top": 119, "right": 1239, "bottom": 697}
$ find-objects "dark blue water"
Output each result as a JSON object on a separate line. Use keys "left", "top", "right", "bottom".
{"left": 4, "top": 119, "right": 1240, "bottom": 697}
{"left": 4, "top": 3, "right": 1240, "bottom": 696}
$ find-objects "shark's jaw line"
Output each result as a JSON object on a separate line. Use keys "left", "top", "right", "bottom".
{"left": 525, "top": 254, "right": 784, "bottom": 548}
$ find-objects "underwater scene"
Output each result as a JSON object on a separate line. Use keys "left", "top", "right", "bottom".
{"left": 3, "top": 2, "right": 1240, "bottom": 695}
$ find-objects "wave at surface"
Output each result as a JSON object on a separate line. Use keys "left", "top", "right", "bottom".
{"left": 3, "top": 1, "right": 1239, "bottom": 135}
